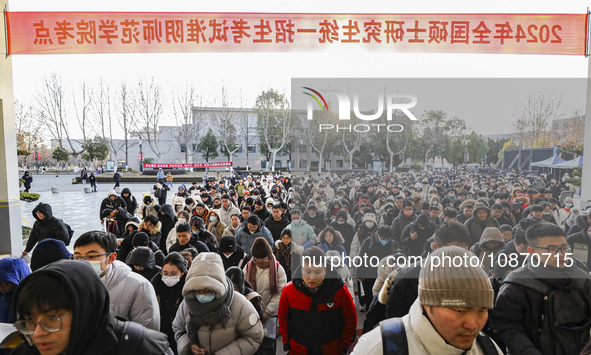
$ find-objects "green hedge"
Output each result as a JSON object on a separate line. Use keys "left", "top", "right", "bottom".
{"left": 20, "top": 192, "right": 40, "bottom": 202}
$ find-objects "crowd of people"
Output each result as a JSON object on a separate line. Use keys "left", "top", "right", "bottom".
{"left": 3, "top": 167, "right": 591, "bottom": 354}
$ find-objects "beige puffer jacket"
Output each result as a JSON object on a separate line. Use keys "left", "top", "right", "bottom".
{"left": 173, "top": 253, "right": 263, "bottom": 355}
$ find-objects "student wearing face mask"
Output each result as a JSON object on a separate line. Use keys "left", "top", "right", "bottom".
{"left": 350, "top": 212, "right": 378, "bottom": 259}
{"left": 151, "top": 252, "right": 188, "bottom": 355}
{"left": 165, "top": 211, "right": 191, "bottom": 253}
{"left": 207, "top": 210, "right": 227, "bottom": 245}
{"left": 303, "top": 204, "right": 327, "bottom": 235}
{"left": 73, "top": 231, "right": 160, "bottom": 331}
{"left": 172, "top": 253, "right": 264, "bottom": 355}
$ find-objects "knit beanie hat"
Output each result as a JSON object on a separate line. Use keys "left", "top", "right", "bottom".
{"left": 132, "top": 232, "right": 150, "bottom": 248}
{"left": 30, "top": 239, "right": 72, "bottom": 271}
{"left": 250, "top": 237, "right": 273, "bottom": 259}
{"left": 419, "top": 246, "right": 494, "bottom": 309}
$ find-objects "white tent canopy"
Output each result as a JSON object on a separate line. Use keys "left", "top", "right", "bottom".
{"left": 530, "top": 155, "right": 567, "bottom": 168}
{"left": 552, "top": 156, "right": 584, "bottom": 169}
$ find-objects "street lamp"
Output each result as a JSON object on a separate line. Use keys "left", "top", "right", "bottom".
{"left": 34, "top": 144, "right": 39, "bottom": 173}
{"left": 139, "top": 138, "right": 143, "bottom": 172}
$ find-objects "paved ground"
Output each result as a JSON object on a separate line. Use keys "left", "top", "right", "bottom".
{"left": 20, "top": 173, "right": 174, "bottom": 250}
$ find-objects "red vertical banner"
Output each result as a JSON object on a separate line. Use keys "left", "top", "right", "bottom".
{"left": 5, "top": 12, "right": 588, "bottom": 56}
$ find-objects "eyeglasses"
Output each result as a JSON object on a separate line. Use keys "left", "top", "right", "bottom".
{"left": 253, "top": 256, "right": 269, "bottom": 262}
{"left": 73, "top": 253, "right": 111, "bottom": 261}
{"left": 532, "top": 246, "right": 571, "bottom": 254}
{"left": 14, "top": 315, "right": 70, "bottom": 335}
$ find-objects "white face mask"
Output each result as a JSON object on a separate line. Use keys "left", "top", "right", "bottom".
{"left": 365, "top": 221, "right": 375, "bottom": 229}
{"left": 162, "top": 275, "right": 181, "bottom": 287}
{"left": 178, "top": 218, "right": 187, "bottom": 224}
{"left": 88, "top": 260, "right": 105, "bottom": 277}
{"left": 291, "top": 219, "right": 301, "bottom": 225}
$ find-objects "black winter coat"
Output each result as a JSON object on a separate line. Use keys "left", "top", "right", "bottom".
{"left": 26, "top": 203, "right": 69, "bottom": 252}
{"left": 12, "top": 260, "right": 172, "bottom": 355}
{"left": 491, "top": 264, "right": 591, "bottom": 355}
{"left": 385, "top": 262, "right": 420, "bottom": 318}
{"left": 400, "top": 221, "right": 437, "bottom": 257}
{"left": 168, "top": 236, "right": 209, "bottom": 254}
{"left": 391, "top": 213, "right": 415, "bottom": 242}
{"left": 121, "top": 188, "right": 138, "bottom": 216}
{"left": 264, "top": 215, "right": 290, "bottom": 241}
{"left": 219, "top": 247, "right": 251, "bottom": 270}
{"left": 158, "top": 204, "right": 178, "bottom": 252}
{"left": 100, "top": 196, "right": 127, "bottom": 221}
{"left": 567, "top": 231, "right": 591, "bottom": 267}
{"left": 356, "top": 236, "right": 399, "bottom": 278}
{"left": 151, "top": 273, "right": 186, "bottom": 355}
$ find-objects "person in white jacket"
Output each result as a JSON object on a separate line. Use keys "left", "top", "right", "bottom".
{"left": 173, "top": 252, "right": 263, "bottom": 355}
{"left": 243, "top": 237, "right": 287, "bottom": 353}
{"left": 73, "top": 231, "right": 160, "bottom": 331}
{"left": 353, "top": 247, "right": 503, "bottom": 355}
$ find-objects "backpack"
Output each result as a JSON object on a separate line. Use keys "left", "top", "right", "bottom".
{"left": 57, "top": 219, "right": 74, "bottom": 246}
{"left": 114, "top": 319, "right": 145, "bottom": 355}
{"left": 380, "top": 317, "right": 498, "bottom": 355}
{"left": 505, "top": 275, "right": 591, "bottom": 355}
{"left": 154, "top": 188, "right": 162, "bottom": 199}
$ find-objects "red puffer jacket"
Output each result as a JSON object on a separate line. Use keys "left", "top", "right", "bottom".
{"left": 278, "top": 267, "right": 357, "bottom": 355}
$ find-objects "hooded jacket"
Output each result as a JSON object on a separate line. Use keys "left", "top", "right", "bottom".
{"left": 100, "top": 191, "right": 127, "bottom": 221}
{"left": 101, "top": 207, "right": 133, "bottom": 238}
{"left": 172, "top": 253, "right": 263, "bottom": 355}
{"left": 329, "top": 209, "right": 356, "bottom": 255}
{"left": 469, "top": 227, "right": 505, "bottom": 273}
{"left": 101, "top": 260, "right": 160, "bottom": 331}
{"left": 0, "top": 258, "right": 30, "bottom": 323}
{"left": 120, "top": 188, "right": 138, "bottom": 216}
{"left": 567, "top": 214, "right": 590, "bottom": 236}
{"left": 353, "top": 299, "right": 502, "bottom": 355}
{"left": 278, "top": 264, "right": 357, "bottom": 355}
{"left": 159, "top": 204, "right": 178, "bottom": 251}
{"left": 126, "top": 246, "right": 162, "bottom": 281}
{"left": 138, "top": 220, "right": 163, "bottom": 247}
{"left": 465, "top": 202, "right": 500, "bottom": 247}
{"left": 236, "top": 222, "right": 275, "bottom": 257}
{"left": 26, "top": 203, "right": 70, "bottom": 252}
{"left": 12, "top": 260, "right": 172, "bottom": 355}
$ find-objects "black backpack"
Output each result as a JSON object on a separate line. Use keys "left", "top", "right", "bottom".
{"left": 504, "top": 275, "right": 591, "bottom": 355}
{"left": 380, "top": 317, "right": 499, "bottom": 355}
{"left": 114, "top": 319, "right": 145, "bottom": 355}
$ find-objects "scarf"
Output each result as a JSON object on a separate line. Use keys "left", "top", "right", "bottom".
{"left": 186, "top": 277, "right": 234, "bottom": 346}
{"left": 247, "top": 254, "right": 279, "bottom": 295}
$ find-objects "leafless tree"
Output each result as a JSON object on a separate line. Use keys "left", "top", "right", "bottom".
{"left": 255, "top": 89, "right": 291, "bottom": 172}
{"left": 35, "top": 72, "right": 84, "bottom": 157}
{"left": 173, "top": 83, "right": 202, "bottom": 168}
{"left": 513, "top": 94, "right": 564, "bottom": 149}
{"left": 212, "top": 88, "right": 240, "bottom": 165}
{"left": 135, "top": 77, "right": 172, "bottom": 162}
{"left": 342, "top": 125, "right": 362, "bottom": 169}
{"left": 15, "top": 99, "right": 43, "bottom": 168}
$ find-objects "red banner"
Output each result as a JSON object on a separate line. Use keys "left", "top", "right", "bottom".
{"left": 144, "top": 162, "right": 233, "bottom": 169}
{"left": 6, "top": 12, "right": 588, "bottom": 56}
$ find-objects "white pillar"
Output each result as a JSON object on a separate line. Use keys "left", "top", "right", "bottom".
{"left": 0, "top": 2, "right": 24, "bottom": 255}
{"left": 581, "top": 53, "right": 591, "bottom": 209}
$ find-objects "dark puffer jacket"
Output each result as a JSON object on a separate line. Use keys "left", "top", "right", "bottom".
{"left": 121, "top": 188, "right": 138, "bottom": 216}
{"left": 25, "top": 203, "right": 69, "bottom": 252}
{"left": 126, "top": 246, "right": 162, "bottom": 281}
{"left": 12, "top": 260, "right": 173, "bottom": 355}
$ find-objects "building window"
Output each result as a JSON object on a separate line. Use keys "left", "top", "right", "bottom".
{"left": 180, "top": 143, "right": 187, "bottom": 153}
{"left": 300, "top": 160, "right": 307, "bottom": 168}
{"left": 247, "top": 144, "right": 256, "bottom": 153}
{"left": 311, "top": 161, "right": 319, "bottom": 169}
{"left": 299, "top": 144, "right": 307, "bottom": 153}
{"left": 237, "top": 144, "right": 243, "bottom": 153}
{"left": 336, "top": 160, "right": 344, "bottom": 168}
{"left": 192, "top": 143, "right": 197, "bottom": 152}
